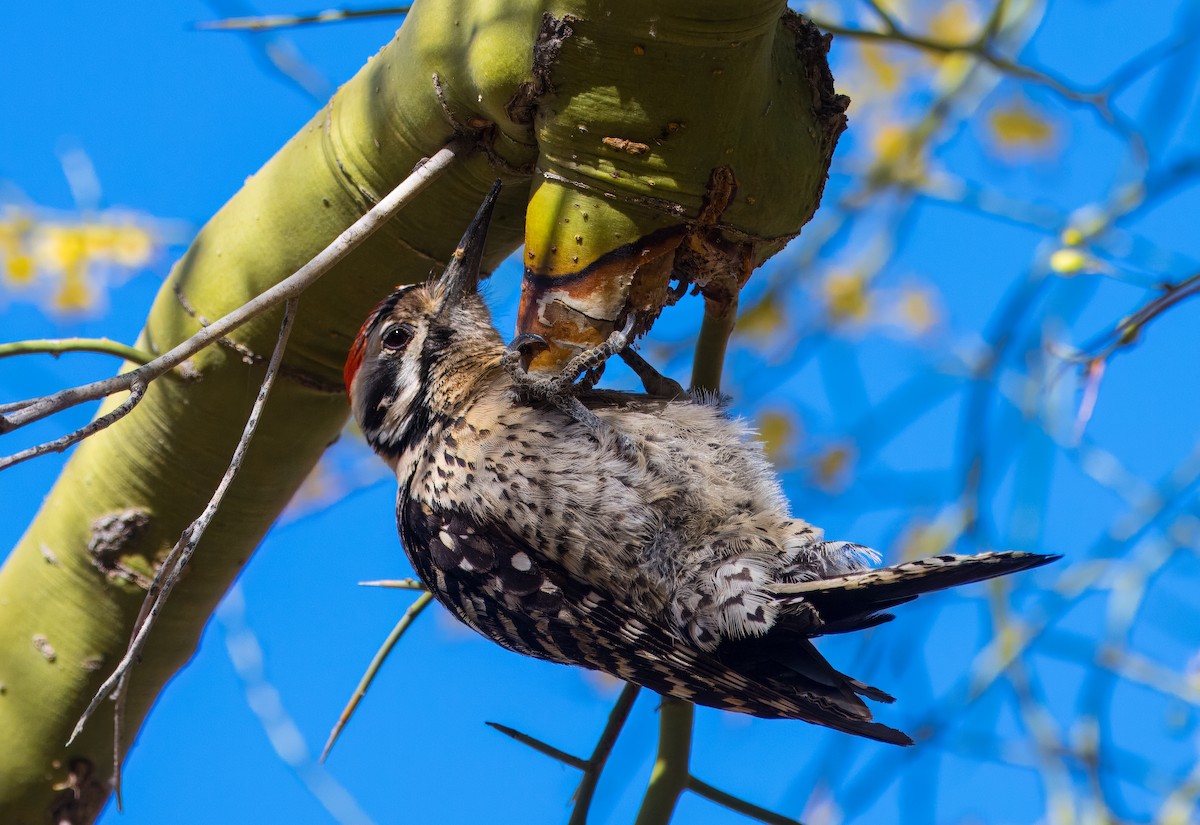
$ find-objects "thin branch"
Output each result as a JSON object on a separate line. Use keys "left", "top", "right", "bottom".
{"left": 357, "top": 578, "right": 427, "bottom": 590}
{"left": 980, "top": 0, "right": 1009, "bottom": 41}
{"left": 691, "top": 294, "right": 738, "bottom": 394}
{"left": 687, "top": 777, "right": 804, "bottom": 825}
{"left": 0, "top": 136, "right": 472, "bottom": 435}
{"left": 860, "top": 0, "right": 901, "bottom": 34}
{"left": 634, "top": 696, "right": 694, "bottom": 825}
{"left": 198, "top": 0, "right": 331, "bottom": 102}
{"left": 196, "top": 5, "right": 410, "bottom": 32}
{"left": 70, "top": 297, "right": 300, "bottom": 748}
{"left": 0, "top": 382, "right": 146, "bottom": 472}
{"left": 569, "top": 683, "right": 641, "bottom": 825}
{"left": 486, "top": 722, "right": 588, "bottom": 771}
{"left": 1079, "top": 271, "right": 1200, "bottom": 362}
{"left": 0, "top": 337, "right": 155, "bottom": 365}
{"left": 321, "top": 590, "right": 435, "bottom": 762}
{"left": 811, "top": 18, "right": 1102, "bottom": 107}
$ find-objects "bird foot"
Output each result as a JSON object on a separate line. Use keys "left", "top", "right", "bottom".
{"left": 504, "top": 316, "right": 638, "bottom": 455}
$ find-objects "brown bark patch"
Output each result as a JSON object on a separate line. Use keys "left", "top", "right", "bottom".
{"left": 88, "top": 509, "right": 154, "bottom": 589}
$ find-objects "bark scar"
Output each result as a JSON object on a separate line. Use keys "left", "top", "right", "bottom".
{"left": 50, "top": 758, "right": 108, "bottom": 825}
{"left": 88, "top": 509, "right": 154, "bottom": 590}
{"left": 506, "top": 13, "right": 576, "bottom": 126}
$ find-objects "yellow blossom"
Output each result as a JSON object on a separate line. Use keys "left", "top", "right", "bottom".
{"left": 54, "top": 274, "right": 92, "bottom": 311}
{"left": 824, "top": 272, "right": 872, "bottom": 323}
{"left": 896, "top": 287, "right": 938, "bottom": 334}
{"left": 929, "top": 1, "right": 976, "bottom": 42}
{"left": 813, "top": 443, "right": 855, "bottom": 492}
{"left": 37, "top": 226, "right": 88, "bottom": 272}
{"left": 1049, "top": 248, "right": 1092, "bottom": 275}
{"left": 1060, "top": 226, "right": 1084, "bottom": 246}
{"left": 109, "top": 224, "right": 154, "bottom": 266}
{"left": 871, "top": 123, "right": 909, "bottom": 166}
{"left": 989, "top": 100, "right": 1056, "bottom": 152}
{"left": 4, "top": 254, "right": 35, "bottom": 284}
{"left": 756, "top": 411, "right": 795, "bottom": 463}
{"left": 737, "top": 294, "right": 784, "bottom": 336}
{"left": 860, "top": 44, "right": 902, "bottom": 93}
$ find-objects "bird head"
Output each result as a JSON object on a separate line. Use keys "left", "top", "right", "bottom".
{"left": 345, "top": 181, "right": 505, "bottom": 462}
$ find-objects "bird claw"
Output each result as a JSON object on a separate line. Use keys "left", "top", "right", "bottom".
{"left": 619, "top": 348, "right": 687, "bottom": 399}
{"left": 503, "top": 333, "right": 550, "bottom": 378}
{"left": 504, "top": 316, "right": 640, "bottom": 455}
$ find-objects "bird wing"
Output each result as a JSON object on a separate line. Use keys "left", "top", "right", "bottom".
{"left": 398, "top": 494, "right": 912, "bottom": 745}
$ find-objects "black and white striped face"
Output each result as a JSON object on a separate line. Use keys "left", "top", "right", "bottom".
{"left": 345, "top": 181, "right": 504, "bottom": 464}
{"left": 345, "top": 285, "right": 438, "bottom": 462}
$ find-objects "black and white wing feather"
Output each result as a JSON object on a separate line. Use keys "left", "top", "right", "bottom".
{"left": 398, "top": 494, "right": 913, "bottom": 745}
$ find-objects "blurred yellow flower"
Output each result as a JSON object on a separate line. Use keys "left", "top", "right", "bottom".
{"left": 813, "top": 442, "right": 856, "bottom": 492}
{"left": 5, "top": 254, "right": 34, "bottom": 284}
{"left": 37, "top": 226, "right": 89, "bottom": 272}
{"left": 736, "top": 294, "right": 784, "bottom": 336}
{"left": 756, "top": 410, "right": 796, "bottom": 463}
{"left": 989, "top": 100, "right": 1056, "bottom": 151}
{"left": 54, "top": 274, "right": 92, "bottom": 311}
{"left": 871, "top": 123, "right": 909, "bottom": 166}
{"left": 860, "top": 44, "right": 902, "bottom": 93}
{"left": 823, "top": 271, "right": 872, "bottom": 323}
{"left": 1049, "top": 247, "right": 1093, "bottom": 275}
{"left": 896, "top": 287, "right": 939, "bottom": 334}
{"left": 929, "top": 1, "right": 977, "bottom": 42}
{"left": 109, "top": 224, "right": 154, "bottom": 266}
{"left": 0, "top": 206, "right": 164, "bottom": 312}
{"left": 1060, "top": 226, "right": 1085, "bottom": 247}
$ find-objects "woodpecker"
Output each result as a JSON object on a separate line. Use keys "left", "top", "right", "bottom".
{"left": 345, "top": 183, "right": 1058, "bottom": 745}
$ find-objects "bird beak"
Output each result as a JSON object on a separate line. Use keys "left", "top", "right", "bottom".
{"left": 438, "top": 179, "right": 502, "bottom": 310}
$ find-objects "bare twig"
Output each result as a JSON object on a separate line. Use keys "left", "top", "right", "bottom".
{"left": 0, "top": 382, "right": 145, "bottom": 472}
{"left": 196, "top": 5, "right": 410, "bottom": 32}
{"left": 813, "top": 19, "right": 1097, "bottom": 104}
{"left": 357, "top": 578, "right": 426, "bottom": 590}
{"left": 687, "top": 777, "right": 804, "bottom": 825}
{"left": 321, "top": 590, "right": 435, "bottom": 762}
{"left": 569, "top": 683, "right": 641, "bottom": 825}
{"left": 0, "top": 337, "right": 155, "bottom": 365}
{"left": 486, "top": 722, "right": 588, "bottom": 770}
{"left": 860, "top": 0, "right": 901, "bottom": 34}
{"left": 1077, "top": 271, "right": 1200, "bottom": 362}
{"left": 70, "top": 297, "right": 300, "bottom": 749}
{"left": 198, "top": 0, "right": 331, "bottom": 102}
{"left": 0, "top": 136, "right": 472, "bottom": 435}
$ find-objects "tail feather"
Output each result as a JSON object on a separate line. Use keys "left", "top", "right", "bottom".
{"left": 711, "top": 551, "right": 1056, "bottom": 746}
{"left": 774, "top": 551, "right": 1059, "bottom": 629}
{"left": 721, "top": 634, "right": 910, "bottom": 744}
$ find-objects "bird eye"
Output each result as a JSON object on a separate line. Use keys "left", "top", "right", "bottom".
{"left": 381, "top": 324, "right": 414, "bottom": 351}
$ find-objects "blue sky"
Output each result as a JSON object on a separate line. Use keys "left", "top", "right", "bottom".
{"left": 3, "top": 1, "right": 1199, "bottom": 823}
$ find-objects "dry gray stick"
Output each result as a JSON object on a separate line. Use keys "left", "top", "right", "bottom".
{"left": 73, "top": 297, "right": 299, "bottom": 750}
{"left": 0, "top": 136, "right": 473, "bottom": 435}
{"left": 0, "top": 382, "right": 146, "bottom": 471}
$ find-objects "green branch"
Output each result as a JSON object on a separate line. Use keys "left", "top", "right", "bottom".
{"left": 321, "top": 591, "right": 435, "bottom": 762}
{"left": 634, "top": 696, "right": 694, "bottom": 825}
{"left": 0, "top": 338, "right": 155, "bottom": 365}
{"left": 691, "top": 295, "right": 738, "bottom": 394}
{"left": 688, "top": 777, "right": 804, "bottom": 825}
{"left": 570, "top": 683, "right": 641, "bottom": 825}
{"left": 487, "top": 722, "right": 588, "bottom": 770}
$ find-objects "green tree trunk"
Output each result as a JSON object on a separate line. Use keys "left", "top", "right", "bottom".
{"left": 0, "top": 1, "right": 843, "bottom": 821}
